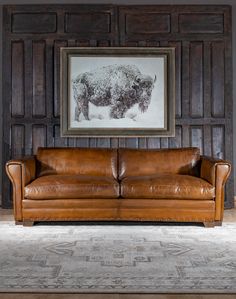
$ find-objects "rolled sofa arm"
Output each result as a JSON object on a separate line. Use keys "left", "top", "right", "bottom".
{"left": 200, "top": 156, "right": 231, "bottom": 221}
{"left": 6, "top": 156, "right": 36, "bottom": 221}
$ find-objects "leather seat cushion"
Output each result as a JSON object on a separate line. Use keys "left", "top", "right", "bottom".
{"left": 24, "top": 175, "right": 120, "bottom": 199}
{"left": 120, "top": 175, "right": 215, "bottom": 200}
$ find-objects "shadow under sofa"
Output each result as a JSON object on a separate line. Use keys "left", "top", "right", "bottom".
{"left": 6, "top": 147, "right": 231, "bottom": 227}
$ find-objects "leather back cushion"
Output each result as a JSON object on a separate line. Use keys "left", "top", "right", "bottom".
{"left": 119, "top": 147, "right": 200, "bottom": 179}
{"left": 36, "top": 148, "right": 118, "bottom": 178}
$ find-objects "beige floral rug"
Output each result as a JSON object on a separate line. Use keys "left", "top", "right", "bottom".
{"left": 0, "top": 221, "right": 236, "bottom": 293}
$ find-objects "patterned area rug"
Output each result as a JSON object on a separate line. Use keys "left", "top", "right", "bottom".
{"left": 1, "top": 221, "right": 236, "bottom": 293}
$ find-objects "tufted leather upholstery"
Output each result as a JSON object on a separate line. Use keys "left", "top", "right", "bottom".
{"left": 6, "top": 147, "right": 231, "bottom": 226}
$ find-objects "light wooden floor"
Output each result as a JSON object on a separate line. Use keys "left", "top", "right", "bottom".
{"left": 1, "top": 208, "right": 236, "bottom": 299}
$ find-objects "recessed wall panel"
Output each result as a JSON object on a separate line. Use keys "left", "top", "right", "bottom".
{"left": 212, "top": 125, "right": 225, "bottom": 159}
{"left": 32, "top": 125, "right": 46, "bottom": 154}
{"left": 125, "top": 13, "right": 170, "bottom": 34}
{"left": 190, "top": 126, "right": 203, "bottom": 154}
{"left": 212, "top": 42, "right": 225, "bottom": 117}
{"left": 179, "top": 13, "right": 224, "bottom": 33}
{"left": 11, "top": 125, "right": 25, "bottom": 157}
{"left": 11, "top": 41, "right": 24, "bottom": 117}
{"left": 190, "top": 42, "right": 203, "bottom": 117}
{"left": 12, "top": 13, "right": 57, "bottom": 33}
{"left": 65, "top": 13, "right": 111, "bottom": 33}
{"left": 32, "top": 41, "right": 46, "bottom": 117}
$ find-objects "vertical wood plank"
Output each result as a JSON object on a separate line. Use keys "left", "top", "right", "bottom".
{"left": 46, "top": 40, "right": 53, "bottom": 119}
{"left": 11, "top": 41, "right": 24, "bottom": 117}
{"left": 47, "top": 124, "right": 54, "bottom": 147}
{"left": 139, "top": 138, "right": 147, "bottom": 149}
{"left": 146, "top": 41, "right": 160, "bottom": 47}
{"left": 76, "top": 138, "right": 89, "bottom": 148}
{"left": 118, "top": 138, "right": 126, "bottom": 148}
{"left": 211, "top": 42, "right": 225, "bottom": 117}
{"left": 32, "top": 125, "right": 47, "bottom": 154}
{"left": 182, "top": 41, "right": 190, "bottom": 118}
{"left": 24, "top": 40, "right": 33, "bottom": 118}
{"left": 25, "top": 124, "right": 32, "bottom": 155}
{"left": 97, "top": 40, "right": 110, "bottom": 47}
{"left": 160, "top": 41, "right": 168, "bottom": 47}
{"left": 11, "top": 125, "right": 25, "bottom": 157}
{"left": 171, "top": 11, "right": 179, "bottom": 33}
{"left": 126, "top": 138, "right": 139, "bottom": 148}
{"left": 68, "top": 137, "right": 76, "bottom": 147}
{"left": 76, "top": 40, "right": 90, "bottom": 47}
{"left": 169, "top": 126, "right": 182, "bottom": 148}
{"left": 111, "top": 138, "right": 119, "bottom": 148}
{"left": 126, "top": 41, "right": 138, "bottom": 47}
{"left": 161, "top": 138, "right": 168, "bottom": 149}
{"left": 203, "top": 125, "right": 212, "bottom": 156}
{"left": 54, "top": 125, "right": 68, "bottom": 147}
{"left": 32, "top": 41, "right": 46, "bottom": 117}
{"left": 54, "top": 40, "right": 67, "bottom": 117}
{"left": 182, "top": 125, "right": 190, "bottom": 148}
{"left": 212, "top": 125, "right": 225, "bottom": 159}
{"left": 89, "top": 138, "right": 97, "bottom": 148}
{"left": 97, "top": 138, "right": 111, "bottom": 148}
{"left": 138, "top": 41, "right": 146, "bottom": 47}
{"left": 190, "top": 42, "right": 203, "bottom": 117}
{"left": 147, "top": 138, "right": 160, "bottom": 149}
{"left": 190, "top": 126, "right": 203, "bottom": 154}
{"left": 203, "top": 41, "right": 212, "bottom": 118}
{"left": 89, "top": 39, "right": 98, "bottom": 47}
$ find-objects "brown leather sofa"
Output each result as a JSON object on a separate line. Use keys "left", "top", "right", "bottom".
{"left": 6, "top": 147, "right": 231, "bottom": 227}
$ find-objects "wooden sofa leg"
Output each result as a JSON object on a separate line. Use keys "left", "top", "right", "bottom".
{"left": 15, "top": 221, "right": 23, "bottom": 225}
{"left": 203, "top": 221, "right": 215, "bottom": 228}
{"left": 23, "top": 221, "right": 34, "bottom": 227}
{"left": 203, "top": 221, "right": 223, "bottom": 228}
{"left": 214, "top": 220, "right": 222, "bottom": 226}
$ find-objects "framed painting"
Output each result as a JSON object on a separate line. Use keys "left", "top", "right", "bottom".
{"left": 60, "top": 47, "right": 175, "bottom": 137}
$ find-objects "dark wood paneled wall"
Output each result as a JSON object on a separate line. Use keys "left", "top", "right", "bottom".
{"left": 2, "top": 5, "right": 233, "bottom": 208}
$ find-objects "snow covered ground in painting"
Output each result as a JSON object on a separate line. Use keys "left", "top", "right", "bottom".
{"left": 70, "top": 92, "right": 165, "bottom": 129}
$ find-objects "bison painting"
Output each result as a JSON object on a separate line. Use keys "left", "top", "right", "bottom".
{"left": 72, "top": 64, "right": 157, "bottom": 121}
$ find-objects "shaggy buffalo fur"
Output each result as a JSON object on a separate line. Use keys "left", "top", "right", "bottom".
{"left": 72, "top": 64, "right": 156, "bottom": 121}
